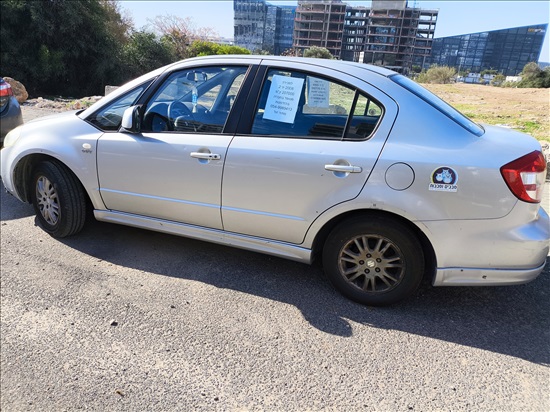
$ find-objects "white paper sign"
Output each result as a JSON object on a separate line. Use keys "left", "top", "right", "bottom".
{"left": 307, "top": 77, "right": 330, "bottom": 108}
{"left": 263, "top": 75, "right": 304, "bottom": 124}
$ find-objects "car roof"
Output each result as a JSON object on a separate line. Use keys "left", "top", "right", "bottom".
{"left": 164, "top": 55, "right": 398, "bottom": 78}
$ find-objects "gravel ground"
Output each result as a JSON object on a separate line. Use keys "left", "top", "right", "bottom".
{"left": 0, "top": 105, "right": 548, "bottom": 411}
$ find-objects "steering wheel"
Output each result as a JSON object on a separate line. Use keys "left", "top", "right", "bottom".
{"left": 168, "top": 101, "right": 193, "bottom": 121}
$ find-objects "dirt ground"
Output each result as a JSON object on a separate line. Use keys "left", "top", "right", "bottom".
{"left": 424, "top": 83, "right": 549, "bottom": 141}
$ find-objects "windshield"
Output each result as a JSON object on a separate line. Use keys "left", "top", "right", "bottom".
{"left": 390, "top": 74, "right": 484, "bottom": 137}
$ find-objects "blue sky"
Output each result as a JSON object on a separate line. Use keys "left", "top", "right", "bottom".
{"left": 119, "top": 0, "right": 550, "bottom": 62}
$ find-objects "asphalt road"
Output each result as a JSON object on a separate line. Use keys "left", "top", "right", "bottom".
{"left": 1, "top": 106, "right": 549, "bottom": 410}
{"left": 1, "top": 179, "right": 549, "bottom": 411}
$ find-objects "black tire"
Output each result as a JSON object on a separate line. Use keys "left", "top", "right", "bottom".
{"left": 30, "top": 160, "right": 87, "bottom": 238}
{"left": 322, "top": 216, "right": 424, "bottom": 306}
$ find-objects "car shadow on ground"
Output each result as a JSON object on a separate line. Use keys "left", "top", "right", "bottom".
{"left": 51, "top": 216, "right": 550, "bottom": 366}
{"left": 0, "top": 183, "right": 35, "bottom": 220}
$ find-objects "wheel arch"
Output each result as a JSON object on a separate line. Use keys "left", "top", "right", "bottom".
{"left": 311, "top": 209, "right": 437, "bottom": 284}
{"left": 13, "top": 154, "right": 93, "bottom": 210}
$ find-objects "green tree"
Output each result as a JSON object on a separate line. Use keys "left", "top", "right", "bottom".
{"left": 0, "top": 0, "right": 130, "bottom": 97}
{"left": 148, "top": 14, "right": 218, "bottom": 59}
{"left": 417, "top": 65, "right": 457, "bottom": 84}
{"left": 521, "top": 62, "right": 542, "bottom": 78}
{"left": 122, "top": 31, "right": 175, "bottom": 79}
{"left": 303, "top": 46, "right": 333, "bottom": 59}
{"left": 187, "top": 41, "right": 250, "bottom": 58}
{"left": 517, "top": 62, "right": 550, "bottom": 88}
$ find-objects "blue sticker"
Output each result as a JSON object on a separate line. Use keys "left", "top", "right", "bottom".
{"left": 429, "top": 167, "right": 458, "bottom": 192}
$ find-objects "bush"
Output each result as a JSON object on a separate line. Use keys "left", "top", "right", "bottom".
{"left": 417, "top": 65, "right": 457, "bottom": 84}
{"left": 303, "top": 47, "right": 333, "bottom": 59}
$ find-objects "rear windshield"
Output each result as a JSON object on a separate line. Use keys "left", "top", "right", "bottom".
{"left": 390, "top": 74, "right": 484, "bottom": 137}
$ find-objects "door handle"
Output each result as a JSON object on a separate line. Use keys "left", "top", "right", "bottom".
{"left": 190, "top": 152, "right": 221, "bottom": 160}
{"left": 324, "top": 164, "right": 362, "bottom": 173}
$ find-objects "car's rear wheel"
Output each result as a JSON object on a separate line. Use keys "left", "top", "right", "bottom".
{"left": 30, "top": 160, "right": 87, "bottom": 238}
{"left": 323, "top": 217, "right": 424, "bottom": 306}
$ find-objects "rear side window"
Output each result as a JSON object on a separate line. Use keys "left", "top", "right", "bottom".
{"left": 251, "top": 69, "right": 383, "bottom": 140}
{"left": 390, "top": 74, "right": 484, "bottom": 136}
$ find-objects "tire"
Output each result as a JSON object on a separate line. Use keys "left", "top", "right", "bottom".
{"left": 30, "top": 160, "right": 87, "bottom": 238}
{"left": 323, "top": 216, "right": 424, "bottom": 306}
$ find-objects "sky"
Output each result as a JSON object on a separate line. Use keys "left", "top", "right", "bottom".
{"left": 119, "top": 0, "right": 550, "bottom": 62}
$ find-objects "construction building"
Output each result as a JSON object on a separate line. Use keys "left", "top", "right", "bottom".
{"left": 293, "top": 0, "right": 347, "bottom": 59}
{"left": 342, "top": 1, "right": 438, "bottom": 73}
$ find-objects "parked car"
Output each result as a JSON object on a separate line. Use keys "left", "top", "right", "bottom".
{"left": 1, "top": 56, "right": 548, "bottom": 305}
{"left": 0, "top": 77, "right": 23, "bottom": 144}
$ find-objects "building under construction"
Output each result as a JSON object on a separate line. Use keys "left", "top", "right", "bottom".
{"left": 293, "top": 0, "right": 347, "bottom": 59}
{"left": 294, "top": 0, "right": 438, "bottom": 74}
{"left": 341, "top": 0, "right": 439, "bottom": 74}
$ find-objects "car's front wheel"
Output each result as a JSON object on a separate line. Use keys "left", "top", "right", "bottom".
{"left": 30, "top": 160, "right": 87, "bottom": 238}
{"left": 323, "top": 217, "right": 424, "bottom": 306}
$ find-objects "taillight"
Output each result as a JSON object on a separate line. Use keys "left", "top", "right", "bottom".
{"left": 0, "top": 81, "right": 14, "bottom": 97}
{"left": 500, "top": 151, "right": 546, "bottom": 203}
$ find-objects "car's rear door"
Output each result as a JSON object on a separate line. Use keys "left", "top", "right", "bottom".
{"left": 221, "top": 62, "right": 398, "bottom": 244}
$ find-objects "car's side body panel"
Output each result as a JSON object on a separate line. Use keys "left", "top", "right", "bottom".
{"left": 97, "top": 132, "right": 232, "bottom": 229}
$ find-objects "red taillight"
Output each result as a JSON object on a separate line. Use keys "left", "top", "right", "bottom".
{"left": 500, "top": 151, "right": 546, "bottom": 203}
{"left": 0, "top": 82, "right": 14, "bottom": 97}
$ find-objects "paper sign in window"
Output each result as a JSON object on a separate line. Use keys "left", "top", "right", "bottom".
{"left": 307, "top": 77, "right": 330, "bottom": 108}
{"left": 263, "top": 75, "right": 304, "bottom": 124}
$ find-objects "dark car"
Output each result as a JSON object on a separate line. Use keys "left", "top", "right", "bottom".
{"left": 0, "top": 78, "right": 23, "bottom": 144}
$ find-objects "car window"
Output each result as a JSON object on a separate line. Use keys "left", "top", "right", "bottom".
{"left": 251, "top": 69, "right": 383, "bottom": 140}
{"left": 390, "top": 74, "right": 484, "bottom": 136}
{"left": 142, "top": 66, "right": 248, "bottom": 134}
{"left": 86, "top": 81, "right": 152, "bottom": 131}
{"left": 346, "top": 93, "right": 384, "bottom": 140}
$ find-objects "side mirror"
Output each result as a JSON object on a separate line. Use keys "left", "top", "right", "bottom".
{"left": 121, "top": 105, "right": 141, "bottom": 133}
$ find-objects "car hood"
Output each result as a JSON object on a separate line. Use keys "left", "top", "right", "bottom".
{"left": 24, "top": 109, "right": 82, "bottom": 124}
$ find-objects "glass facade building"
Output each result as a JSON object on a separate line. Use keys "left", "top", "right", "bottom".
{"left": 428, "top": 24, "right": 548, "bottom": 76}
{"left": 275, "top": 6, "right": 296, "bottom": 55}
{"left": 234, "top": 0, "right": 296, "bottom": 54}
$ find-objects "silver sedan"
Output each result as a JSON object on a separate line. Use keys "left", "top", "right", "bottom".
{"left": 1, "top": 55, "right": 548, "bottom": 305}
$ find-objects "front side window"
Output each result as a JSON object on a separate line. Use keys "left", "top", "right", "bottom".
{"left": 86, "top": 81, "right": 152, "bottom": 131}
{"left": 251, "top": 69, "right": 383, "bottom": 140}
{"left": 142, "top": 66, "right": 248, "bottom": 134}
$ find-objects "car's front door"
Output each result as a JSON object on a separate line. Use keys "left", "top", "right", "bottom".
{"left": 97, "top": 65, "right": 251, "bottom": 229}
{"left": 222, "top": 64, "right": 398, "bottom": 244}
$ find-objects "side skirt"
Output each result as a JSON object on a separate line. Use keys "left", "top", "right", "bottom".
{"left": 94, "top": 210, "right": 313, "bottom": 264}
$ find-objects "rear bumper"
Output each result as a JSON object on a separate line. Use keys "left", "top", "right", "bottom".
{"left": 433, "top": 261, "right": 547, "bottom": 286}
{"left": 427, "top": 204, "right": 550, "bottom": 287}
{"left": 0, "top": 97, "right": 23, "bottom": 140}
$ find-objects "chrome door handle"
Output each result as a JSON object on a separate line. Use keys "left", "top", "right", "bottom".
{"left": 324, "top": 164, "right": 362, "bottom": 173}
{"left": 190, "top": 152, "right": 221, "bottom": 160}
